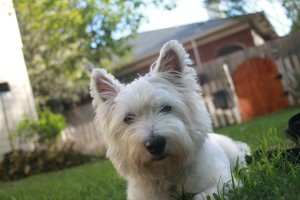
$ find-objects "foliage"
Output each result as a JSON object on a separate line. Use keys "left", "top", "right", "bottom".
{"left": 13, "top": 0, "right": 176, "bottom": 112}
{"left": 204, "top": 0, "right": 300, "bottom": 32}
{"left": 282, "top": 0, "right": 300, "bottom": 31}
{"left": 0, "top": 145, "right": 99, "bottom": 182}
{"left": 11, "top": 108, "right": 66, "bottom": 145}
{"left": 0, "top": 108, "right": 299, "bottom": 199}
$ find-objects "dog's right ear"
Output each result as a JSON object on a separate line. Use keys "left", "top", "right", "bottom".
{"left": 153, "top": 40, "right": 192, "bottom": 74}
{"left": 90, "top": 69, "right": 121, "bottom": 103}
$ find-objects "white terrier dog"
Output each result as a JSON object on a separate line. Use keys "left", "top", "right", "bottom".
{"left": 90, "top": 40, "right": 250, "bottom": 200}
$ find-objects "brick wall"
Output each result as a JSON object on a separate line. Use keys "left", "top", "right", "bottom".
{"left": 198, "top": 28, "right": 255, "bottom": 62}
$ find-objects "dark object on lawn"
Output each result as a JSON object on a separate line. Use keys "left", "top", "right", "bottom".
{"left": 246, "top": 148, "right": 300, "bottom": 164}
{"left": 246, "top": 148, "right": 300, "bottom": 165}
{"left": 285, "top": 112, "right": 300, "bottom": 145}
{"left": 246, "top": 113, "right": 300, "bottom": 165}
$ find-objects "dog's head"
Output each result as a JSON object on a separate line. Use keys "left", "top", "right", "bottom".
{"left": 90, "top": 41, "right": 212, "bottom": 180}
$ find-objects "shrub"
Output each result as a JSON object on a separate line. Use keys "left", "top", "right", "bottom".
{"left": 0, "top": 109, "right": 100, "bottom": 182}
{"left": 11, "top": 108, "right": 66, "bottom": 146}
{"left": 0, "top": 144, "right": 99, "bottom": 182}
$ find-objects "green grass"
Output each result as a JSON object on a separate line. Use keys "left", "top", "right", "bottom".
{"left": 0, "top": 107, "right": 299, "bottom": 200}
{"left": 0, "top": 160, "right": 126, "bottom": 200}
{"left": 216, "top": 107, "right": 300, "bottom": 151}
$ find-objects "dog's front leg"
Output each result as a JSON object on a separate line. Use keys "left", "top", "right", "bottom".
{"left": 127, "top": 180, "right": 170, "bottom": 200}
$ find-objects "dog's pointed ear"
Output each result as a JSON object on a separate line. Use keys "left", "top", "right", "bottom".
{"left": 153, "top": 40, "right": 191, "bottom": 74}
{"left": 90, "top": 69, "right": 121, "bottom": 103}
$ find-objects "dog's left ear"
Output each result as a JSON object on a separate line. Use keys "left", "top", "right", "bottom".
{"left": 153, "top": 40, "right": 191, "bottom": 74}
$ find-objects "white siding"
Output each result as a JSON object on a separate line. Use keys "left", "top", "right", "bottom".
{"left": 0, "top": 0, "right": 36, "bottom": 154}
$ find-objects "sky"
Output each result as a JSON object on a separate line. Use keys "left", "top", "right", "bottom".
{"left": 138, "top": 0, "right": 292, "bottom": 37}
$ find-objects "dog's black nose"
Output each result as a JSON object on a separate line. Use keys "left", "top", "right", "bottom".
{"left": 146, "top": 135, "right": 166, "bottom": 156}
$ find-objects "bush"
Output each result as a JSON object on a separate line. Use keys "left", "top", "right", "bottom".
{"left": 11, "top": 108, "right": 66, "bottom": 146}
{"left": 0, "top": 109, "right": 100, "bottom": 182}
{"left": 0, "top": 145, "right": 99, "bottom": 182}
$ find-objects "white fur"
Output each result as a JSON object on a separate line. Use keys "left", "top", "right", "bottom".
{"left": 90, "top": 40, "right": 250, "bottom": 200}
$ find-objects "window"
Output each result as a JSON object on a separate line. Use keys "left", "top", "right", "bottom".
{"left": 217, "top": 44, "right": 244, "bottom": 57}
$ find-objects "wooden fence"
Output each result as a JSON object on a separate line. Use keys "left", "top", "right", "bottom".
{"left": 196, "top": 31, "right": 300, "bottom": 127}
{"left": 62, "top": 103, "right": 103, "bottom": 153}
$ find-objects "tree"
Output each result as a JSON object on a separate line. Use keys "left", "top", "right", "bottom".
{"left": 282, "top": 0, "right": 300, "bottom": 31}
{"left": 14, "top": 0, "right": 176, "bottom": 112}
{"left": 204, "top": 0, "right": 300, "bottom": 32}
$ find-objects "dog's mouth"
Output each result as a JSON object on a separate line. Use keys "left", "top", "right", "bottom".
{"left": 152, "top": 154, "right": 167, "bottom": 161}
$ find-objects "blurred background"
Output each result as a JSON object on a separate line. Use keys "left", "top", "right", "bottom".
{"left": 0, "top": 0, "right": 299, "bottom": 168}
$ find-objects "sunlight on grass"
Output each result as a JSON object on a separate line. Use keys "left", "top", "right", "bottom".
{"left": 216, "top": 107, "right": 299, "bottom": 150}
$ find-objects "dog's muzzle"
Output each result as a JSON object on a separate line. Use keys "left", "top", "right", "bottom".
{"left": 146, "top": 135, "right": 166, "bottom": 158}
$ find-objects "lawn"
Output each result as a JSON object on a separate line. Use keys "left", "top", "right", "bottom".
{"left": 0, "top": 160, "right": 126, "bottom": 200}
{"left": 215, "top": 106, "right": 300, "bottom": 151}
{"left": 0, "top": 107, "right": 299, "bottom": 200}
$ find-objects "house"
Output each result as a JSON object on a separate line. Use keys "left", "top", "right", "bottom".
{"left": 116, "top": 12, "right": 277, "bottom": 82}
{"left": 0, "top": 0, "right": 36, "bottom": 154}
{"left": 64, "top": 12, "right": 300, "bottom": 146}
{"left": 113, "top": 12, "right": 298, "bottom": 127}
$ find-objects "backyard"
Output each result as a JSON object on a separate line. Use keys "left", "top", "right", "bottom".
{"left": 0, "top": 107, "right": 299, "bottom": 200}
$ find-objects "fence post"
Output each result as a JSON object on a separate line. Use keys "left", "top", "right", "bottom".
{"left": 223, "top": 63, "right": 242, "bottom": 124}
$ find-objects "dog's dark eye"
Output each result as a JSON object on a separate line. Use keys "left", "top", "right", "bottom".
{"left": 124, "top": 114, "right": 135, "bottom": 124}
{"left": 160, "top": 105, "right": 172, "bottom": 113}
